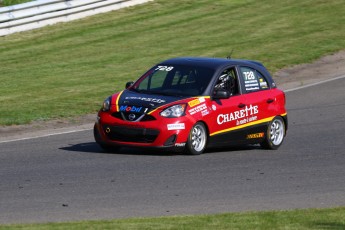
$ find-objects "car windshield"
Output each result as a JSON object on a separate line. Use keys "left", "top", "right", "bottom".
{"left": 130, "top": 64, "right": 214, "bottom": 97}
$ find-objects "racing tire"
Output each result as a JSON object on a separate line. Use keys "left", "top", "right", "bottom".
{"left": 93, "top": 124, "right": 120, "bottom": 152}
{"left": 185, "top": 122, "right": 207, "bottom": 155}
{"left": 261, "top": 116, "right": 285, "bottom": 150}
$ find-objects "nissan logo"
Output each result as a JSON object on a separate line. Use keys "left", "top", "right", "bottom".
{"left": 128, "top": 114, "right": 136, "bottom": 121}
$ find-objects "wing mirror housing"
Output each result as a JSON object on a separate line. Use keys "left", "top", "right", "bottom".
{"left": 213, "top": 89, "right": 230, "bottom": 99}
{"left": 125, "top": 81, "right": 134, "bottom": 89}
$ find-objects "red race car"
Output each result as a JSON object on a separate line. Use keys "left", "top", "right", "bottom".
{"left": 94, "top": 57, "right": 287, "bottom": 155}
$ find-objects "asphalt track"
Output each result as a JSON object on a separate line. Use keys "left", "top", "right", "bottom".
{"left": 0, "top": 77, "right": 344, "bottom": 224}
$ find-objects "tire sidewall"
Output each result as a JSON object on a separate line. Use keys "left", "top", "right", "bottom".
{"left": 185, "top": 122, "right": 207, "bottom": 155}
{"left": 262, "top": 116, "right": 285, "bottom": 150}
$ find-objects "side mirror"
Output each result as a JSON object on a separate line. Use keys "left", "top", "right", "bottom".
{"left": 125, "top": 81, "right": 134, "bottom": 89}
{"left": 213, "top": 89, "right": 230, "bottom": 99}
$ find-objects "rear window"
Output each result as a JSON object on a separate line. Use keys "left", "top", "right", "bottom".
{"left": 240, "top": 67, "right": 269, "bottom": 93}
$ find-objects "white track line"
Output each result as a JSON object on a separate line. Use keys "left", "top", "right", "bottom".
{"left": 1, "top": 74, "right": 345, "bottom": 144}
{"left": 0, "top": 127, "right": 93, "bottom": 144}
{"left": 284, "top": 74, "right": 345, "bottom": 92}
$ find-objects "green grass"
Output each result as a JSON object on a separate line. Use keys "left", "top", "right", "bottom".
{"left": 1, "top": 0, "right": 345, "bottom": 125}
{"left": 1, "top": 207, "right": 345, "bottom": 229}
{"left": 0, "top": 0, "right": 32, "bottom": 7}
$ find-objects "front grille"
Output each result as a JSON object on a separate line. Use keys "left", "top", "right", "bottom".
{"left": 111, "top": 112, "right": 156, "bottom": 122}
{"left": 140, "top": 114, "right": 156, "bottom": 121}
{"left": 103, "top": 125, "right": 159, "bottom": 143}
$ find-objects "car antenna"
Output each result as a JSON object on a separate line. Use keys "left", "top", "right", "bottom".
{"left": 227, "top": 49, "right": 234, "bottom": 59}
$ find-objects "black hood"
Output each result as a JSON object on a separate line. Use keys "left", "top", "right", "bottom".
{"left": 117, "top": 90, "right": 186, "bottom": 113}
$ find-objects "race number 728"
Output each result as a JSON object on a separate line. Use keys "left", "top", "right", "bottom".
{"left": 155, "top": 66, "right": 174, "bottom": 71}
{"left": 243, "top": 71, "right": 256, "bottom": 81}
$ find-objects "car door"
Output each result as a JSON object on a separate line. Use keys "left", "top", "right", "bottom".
{"left": 207, "top": 67, "right": 250, "bottom": 146}
{"left": 237, "top": 66, "right": 277, "bottom": 140}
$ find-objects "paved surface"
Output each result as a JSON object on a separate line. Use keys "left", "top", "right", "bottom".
{"left": 0, "top": 78, "right": 344, "bottom": 224}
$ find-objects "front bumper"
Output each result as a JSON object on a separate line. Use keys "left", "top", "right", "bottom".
{"left": 94, "top": 112, "right": 192, "bottom": 148}
{"left": 101, "top": 124, "right": 160, "bottom": 143}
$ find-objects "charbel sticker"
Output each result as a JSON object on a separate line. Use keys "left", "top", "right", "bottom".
{"left": 167, "top": 123, "right": 185, "bottom": 130}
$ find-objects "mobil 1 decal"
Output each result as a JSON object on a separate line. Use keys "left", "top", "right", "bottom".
{"left": 119, "top": 105, "right": 148, "bottom": 113}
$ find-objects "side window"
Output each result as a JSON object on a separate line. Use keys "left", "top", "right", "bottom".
{"left": 240, "top": 67, "right": 269, "bottom": 93}
{"left": 214, "top": 68, "right": 239, "bottom": 96}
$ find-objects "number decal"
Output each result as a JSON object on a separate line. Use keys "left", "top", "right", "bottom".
{"left": 243, "top": 71, "right": 256, "bottom": 80}
{"left": 155, "top": 66, "right": 174, "bottom": 71}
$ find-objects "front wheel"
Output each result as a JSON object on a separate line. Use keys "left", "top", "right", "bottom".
{"left": 261, "top": 116, "right": 286, "bottom": 150}
{"left": 185, "top": 122, "right": 208, "bottom": 155}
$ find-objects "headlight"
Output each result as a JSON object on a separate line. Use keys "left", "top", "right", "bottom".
{"left": 102, "top": 96, "right": 111, "bottom": 111}
{"left": 160, "top": 104, "right": 186, "bottom": 118}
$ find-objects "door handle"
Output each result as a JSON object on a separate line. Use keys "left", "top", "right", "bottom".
{"left": 238, "top": 103, "right": 246, "bottom": 108}
{"left": 267, "top": 98, "right": 275, "bottom": 104}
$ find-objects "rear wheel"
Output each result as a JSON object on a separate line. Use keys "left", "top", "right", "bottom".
{"left": 261, "top": 116, "right": 285, "bottom": 150}
{"left": 185, "top": 122, "right": 207, "bottom": 155}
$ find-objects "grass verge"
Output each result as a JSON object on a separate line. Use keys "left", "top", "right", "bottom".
{"left": 1, "top": 0, "right": 32, "bottom": 7}
{"left": 1, "top": 0, "right": 345, "bottom": 125}
{"left": 1, "top": 207, "right": 345, "bottom": 229}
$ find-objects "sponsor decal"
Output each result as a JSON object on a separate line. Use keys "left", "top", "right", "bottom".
{"left": 125, "top": 96, "right": 166, "bottom": 103}
{"left": 260, "top": 80, "right": 268, "bottom": 89}
{"left": 201, "top": 109, "right": 209, "bottom": 117}
{"left": 212, "top": 105, "right": 217, "bottom": 111}
{"left": 175, "top": 143, "right": 186, "bottom": 147}
{"left": 247, "top": 132, "right": 265, "bottom": 139}
{"left": 217, "top": 104, "right": 259, "bottom": 125}
{"left": 188, "top": 103, "right": 207, "bottom": 115}
{"left": 237, "top": 115, "right": 258, "bottom": 125}
{"left": 119, "top": 105, "right": 144, "bottom": 113}
{"left": 188, "top": 99, "right": 200, "bottom": 107}
{"left": 188, "top": 97, "right": 206, "bottom": 107}
{"left": 167, "top": 123, "right": 185, "bottom": 130}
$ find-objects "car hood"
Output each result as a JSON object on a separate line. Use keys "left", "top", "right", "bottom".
{"left": 115, "top": 90, "right": 188, "bottom": 112}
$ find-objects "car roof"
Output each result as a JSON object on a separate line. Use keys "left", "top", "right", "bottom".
{"left": 159, "top": 57, "right": 276, "bottom": 91}
{"left": 160, "top": 57, "right": 265, "bottom": 70}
